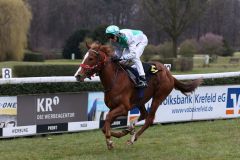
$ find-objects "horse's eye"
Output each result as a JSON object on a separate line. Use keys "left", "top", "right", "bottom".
{"left": 89, "top": 58, "right": 93, "bottom": 61}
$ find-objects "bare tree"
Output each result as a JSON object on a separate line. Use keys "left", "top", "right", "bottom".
{"left": 143, "top": 0, "right": 207, "bottom": 58}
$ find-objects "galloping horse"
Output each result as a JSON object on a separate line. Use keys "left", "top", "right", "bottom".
{"left": 75, "top": 42, "right": 202, "bottom": 150}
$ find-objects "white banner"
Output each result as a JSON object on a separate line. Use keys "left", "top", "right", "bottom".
{"left": 128, "top": 85, "right": 240, "bottom": 124}
{"left": 155, "top": 85, "right": 240, "bottom": 123}
{"left": 3, "top": 125, "right": 36, "bottom": 137}
{"left": 68, "top": 121, "right": 99, "bottom": 131}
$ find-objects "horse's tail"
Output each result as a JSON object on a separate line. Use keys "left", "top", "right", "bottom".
{"left": 174, "top": 78, "right": 202, "bottom": 95}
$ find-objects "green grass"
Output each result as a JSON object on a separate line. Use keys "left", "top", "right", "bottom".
{"left": 174, "top": 55, "right": 240, "bottom": 74}
{"left": 233, "top": 52, "right": 240, "bottom": 57}
{"left": 1, "top": 119, "right": 240, "bottom": 160}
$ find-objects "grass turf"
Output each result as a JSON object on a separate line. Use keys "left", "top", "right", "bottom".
{"left": 0, "top": 119, "right": 240, "bottom": 160}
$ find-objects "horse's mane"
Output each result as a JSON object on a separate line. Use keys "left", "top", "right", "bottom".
{"left": 90, "top": 41, "right": 114, "bottom": 57}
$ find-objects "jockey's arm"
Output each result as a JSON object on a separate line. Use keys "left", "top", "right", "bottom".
{"left": 122, "top": 40, "right": 137, "bottom": 60}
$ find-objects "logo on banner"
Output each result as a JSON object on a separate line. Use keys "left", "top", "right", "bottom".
{"left": 37, "top": 96, "right": 60, "bottom": 112}
{"left": 226, "top": 88, "right": 240, "bottom": 115}
{"left": 36, "top": 96, "right": 75, "bottom": 120}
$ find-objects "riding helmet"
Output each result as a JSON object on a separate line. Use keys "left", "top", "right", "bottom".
{"left": 105, "top": 25, "right": 120, "bottom": 37}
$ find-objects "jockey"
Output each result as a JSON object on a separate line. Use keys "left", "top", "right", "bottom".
{"left": 105, "top": 25, "right": 148, "bottom": 88}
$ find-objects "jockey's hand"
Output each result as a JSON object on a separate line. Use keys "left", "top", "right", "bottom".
{"left": 111, "top": 56, "right": 122, "bottom": 62}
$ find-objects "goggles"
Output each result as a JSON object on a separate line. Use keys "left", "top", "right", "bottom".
{"left": 105, "top": 33, "right": 115, "bottom": 39}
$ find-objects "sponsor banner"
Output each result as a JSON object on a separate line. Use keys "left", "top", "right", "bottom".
{"left": 3, "top": 125, "right": 36, "bottom": 137}
{"left": 88, "top": 92, "right": 128, "bottom": 128}
{"left": 155, "top": 90, "right": 195, "bottom": 123}
{"left": 37, "top": 123, "right": 68, "bottom": 133}
{"left": 17, "top": 93, "right": 88, "bottom": 126}
{"left": 192, "top": 86, "right": 226, "bottom": 120}
{"left": 153, "top": 85, "right": 240, "bottom": 123}
{"left": 0, "top": 128, "right": 2, "bottom": 136}
{"left": 128, "top": 85, "right": 240, "bottom": 124}
{"left": 0, "top": 96, "right": 17, "bottom": 116}
{"left": 68, "top": 121, "right": 99, "bottom": 131}
{"left": 0, "top": 96, "right": 17, "bottom": 128}
{"left": 223, "top": 86, "right": 240, "bottom": 118}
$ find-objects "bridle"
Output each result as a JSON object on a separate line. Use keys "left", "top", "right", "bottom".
{"left": 79, "top": 49, "right": 107, "bottom": 79}
{"left": 77, "top": 47, "right": 124, "bottom": 93}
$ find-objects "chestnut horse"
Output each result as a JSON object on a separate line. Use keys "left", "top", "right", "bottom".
{"left": 74, "top": 42, "right": 202, "bottom": 150}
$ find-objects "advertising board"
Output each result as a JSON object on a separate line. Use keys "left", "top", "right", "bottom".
{"left": 128, "top": 85, "right": 240, "bottom": 125}
{"left": 155, "top": 85, "right": 240, "bottom": 123}
{"left": 17, "top": 93, "right": 88, "bottom": 126}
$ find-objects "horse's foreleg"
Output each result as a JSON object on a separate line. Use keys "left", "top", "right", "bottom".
{"left": 102, "top": 105, "right": 127, "bottom": 150}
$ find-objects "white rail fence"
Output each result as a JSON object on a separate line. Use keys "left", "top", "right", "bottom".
{"left": 0, "top": 71, "right": 240, "bottom": 85}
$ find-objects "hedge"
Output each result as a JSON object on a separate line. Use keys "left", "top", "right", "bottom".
{"left": 23, "top": 52, "right": 44, "bottom": 62}
{"left": 0, "top": 77, "right": 239, "bottom": 96}
{"left": 0, "top": 82, "right": 103, "bottom": 96}
{"left": 13, "top": 64, "right": 79, "bottom": 77}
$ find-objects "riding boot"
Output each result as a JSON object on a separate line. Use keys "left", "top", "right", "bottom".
{"left": 136, "top": 75, "right": 148, "bottom": 88}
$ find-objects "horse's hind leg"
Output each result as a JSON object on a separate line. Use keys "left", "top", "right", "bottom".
{"left": 128, "top": 95, "right": 166, "bottom": 144}
{"left": 114, "top": 104, "right": 148, "bottom": 137}
{"left": 138, "top": 104, "right": 148, "bottom": 122}
{"left": 110, "top": 104, "right": 148, "bottom": 138}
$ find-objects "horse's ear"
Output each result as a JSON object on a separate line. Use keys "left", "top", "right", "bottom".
{"left": 86, "top": 42, "right": 90, "bottom": 49}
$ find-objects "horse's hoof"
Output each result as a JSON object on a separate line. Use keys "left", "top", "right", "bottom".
{"left": 107, "top": 143, "right": 114, "bottom": 150}
{"left": 126, "top": 140, "right": 133, "bottom": 145}
{"left": 108, "top": 145, "right": 113, "bottom": 150}
{"left": 106, "top": 140, "right": 114, "bottom": 150}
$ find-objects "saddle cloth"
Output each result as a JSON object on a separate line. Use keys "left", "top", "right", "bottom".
{"left": 124, "top": 62, "right": 159, "bottom": 85}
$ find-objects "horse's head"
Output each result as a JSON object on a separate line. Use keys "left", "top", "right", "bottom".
{"left": 74, "top": 42, "right": 113, "bottom": 82}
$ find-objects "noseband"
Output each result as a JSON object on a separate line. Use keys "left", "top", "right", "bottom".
{"left": 80, "top": 49, "right": 107, "bottom": 78}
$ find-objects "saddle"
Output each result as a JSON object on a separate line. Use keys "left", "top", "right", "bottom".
{"left": 123, "top": 62, "right": 159, "bottom": 85}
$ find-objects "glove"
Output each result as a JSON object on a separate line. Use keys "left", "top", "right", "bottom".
{"left": 111, "top": 56, "right": 122, "bottom": 62}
